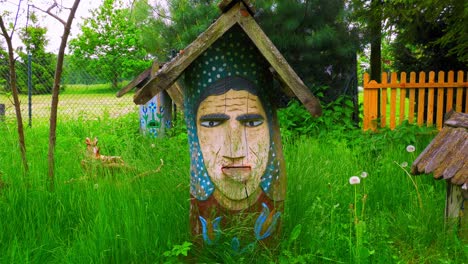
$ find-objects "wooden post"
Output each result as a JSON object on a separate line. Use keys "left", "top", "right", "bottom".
{"left": 445, "top": 182, "right": 468, "bottom": 241}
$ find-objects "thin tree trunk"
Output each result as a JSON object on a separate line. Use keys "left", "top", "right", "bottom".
{"left": 47, "top": 0, "right": 81, "bottom": 191}
{"left": 370, "top": 0, "right": 382, "bottom": 120}
{"left": 369, "top": 0, "right": 382, "bottom": 83}
{"left": 0, "top": 16, "right": 29, "bottom": 174}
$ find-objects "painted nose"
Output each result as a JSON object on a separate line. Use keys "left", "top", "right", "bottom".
{"left": 222, "top": 120, "right": 247, "bottom": 161}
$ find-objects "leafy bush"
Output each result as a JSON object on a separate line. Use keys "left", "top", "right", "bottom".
{"left": 278, "top": 95, "right": 357, "bottom": 139}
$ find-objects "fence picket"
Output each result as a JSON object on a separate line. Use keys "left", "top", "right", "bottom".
{"left": 436, "top": 71, "right": 445, "bottom": 130}
{"left": 399, "top": 72, "right": 407, "bottom": 125}
{"left": 409, "top": 72, "right": 416, "bottom": 124}
{"left": 446, "top": 71, "right": 454, "bottom": 112}
{"left": 363, "top": 70, "right": 467, "bottom": 131}
{"left": 426, "top": 71, "right": 435, "bottom": 126}
{"left": 390, "top": 72, "right": 397, "bottom": 129}
{"left": 456, "top": 71, "right": 464, "bottom": 112}
{"left": 417, "top": 72, "right": 426, "bottom": 126}
{"left": 363, "top": 73, "right": 370, "bottom": 130}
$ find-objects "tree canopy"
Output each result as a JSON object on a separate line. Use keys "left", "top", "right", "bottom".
{"left": 69, "top": 0, "right": 150, "bottom": 89}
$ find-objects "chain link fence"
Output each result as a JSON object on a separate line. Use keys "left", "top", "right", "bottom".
{"left": 0, "top": 54, "right": 142, "bottom": 125}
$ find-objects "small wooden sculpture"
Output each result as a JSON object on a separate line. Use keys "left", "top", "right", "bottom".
{"left": 82, "top": 137, "right": 125, "bottom": 168}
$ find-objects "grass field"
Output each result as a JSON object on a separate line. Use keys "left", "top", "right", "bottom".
{"left": 0, "top": 89, "right": 467, "bottom": 263}
{"left": 0, "top": 83, "right": 136, "bottom": 122}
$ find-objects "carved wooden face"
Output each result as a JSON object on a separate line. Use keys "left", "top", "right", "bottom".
{"left": 196, "top": 89, "right": 270, "bottom": 204}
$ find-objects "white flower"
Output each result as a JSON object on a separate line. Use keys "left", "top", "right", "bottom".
{"left": 349, "top": 176, "right": 361, "bottom": 185}
{"left": 462, "top": 183, "right": 467, "bottom": 190}
{"left": 401, "top": 162, "right": 408, "bottom": 168}
{"left": 360, "top": 171, "right": 368, "bottom": 178}
{"left": 151, "top": 143, "right": 156, "bottom": 148}
{"left": 94, "top": 183, "right": 99, "bottom": 190}
{"left": 406, "top": 145, "right": 416, "bottom": 153}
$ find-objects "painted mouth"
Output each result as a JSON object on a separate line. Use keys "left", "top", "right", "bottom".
{"left": 222, "top": 166, "right": 252, "bottom": 182}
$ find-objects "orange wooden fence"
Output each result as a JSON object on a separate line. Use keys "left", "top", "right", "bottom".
{"left": 363, "top": 71, "right": 468, "bottom": 131}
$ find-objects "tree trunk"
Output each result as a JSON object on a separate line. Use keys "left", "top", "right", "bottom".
{"left": 369, "top": 0, "right": 382, "bottom": 120}
{"left": 0, "top": 16, "right": 29, "bottom": 174}
{"left": 48, "top": 0, "right": 81, "bottom": 191}
{"left": 369, "top": 0, "right": 382, "bottom": 83}
{"left": 112, "top": 72, "right": 119, "bottom": 90}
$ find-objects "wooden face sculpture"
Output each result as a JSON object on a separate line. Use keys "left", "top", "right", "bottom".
{"left": 197, "top": 87, "right": 270, "bottom": 210}
{"left": 184, "top": 26, "right": 285, "bottom": 248}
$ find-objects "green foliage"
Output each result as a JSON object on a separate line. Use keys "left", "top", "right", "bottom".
{"left": 163, "top": 241, "right": 193, "bottom": 263}
{"left": 255, "top": 0, "right": 360, "bottom": 102}
{"left": 0, "top": 48, "right": 9, "bottom": 92}
{"left": 391, "top": 0, "right": 468, "bottom": 71}
{"left": 13, "top": 16, "right": 56, "bottom": 94}
{"left": 278, "top": 94, "right": 357, "bottom": 139}
{"left": 132, "top": 0, "right": 218, "bottom": 61}
{"left": 351, "top": 0, "right": 468, "bottom": 73}
{"left": 69, "top": 0, "right": 150, "bottom": 89}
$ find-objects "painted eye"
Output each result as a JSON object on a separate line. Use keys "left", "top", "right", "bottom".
{"left": 201, "top": 120, "right": 223, "bottom": 127}
{"left": 244, "top": 120, "right": 263, "bottom": 127}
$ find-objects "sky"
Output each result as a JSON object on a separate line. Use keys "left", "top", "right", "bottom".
{"left": 2, "top": 0, "right": 167, "bottom": 53}
{"left": 1, "top": 0, "right": 102, "bottom": 52}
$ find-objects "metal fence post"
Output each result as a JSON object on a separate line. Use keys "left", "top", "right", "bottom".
{"left": 28, "top": 53, "right": 32, "bottom": 127}
{"left": 0, "top": 103, "right": 5, "bottom": 121}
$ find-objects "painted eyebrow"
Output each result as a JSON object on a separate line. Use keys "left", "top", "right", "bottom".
{"left": 199, "top": 113, "right": 230, "bottom": 121}
{"left": 236, "top": 113, "right": 264, "bottom": 121}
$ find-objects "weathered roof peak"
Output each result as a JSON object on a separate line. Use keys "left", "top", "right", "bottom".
{"left": 130, "top": 1, "right": 322, "bottom": 117}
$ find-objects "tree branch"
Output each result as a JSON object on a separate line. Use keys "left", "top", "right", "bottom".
{"left": 31, "top": 2, "right": 66, "bottom": 25}
{"left": 10, "top": 0, "right": 23, "bottom": 39}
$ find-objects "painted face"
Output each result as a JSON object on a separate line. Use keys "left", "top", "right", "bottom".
{"left": 197, "top": 89, "right": 270, "bottom": 204}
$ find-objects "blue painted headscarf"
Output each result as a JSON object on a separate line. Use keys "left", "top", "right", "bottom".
{"left": 183, "top": 25, "right": 282, "bottom": 201}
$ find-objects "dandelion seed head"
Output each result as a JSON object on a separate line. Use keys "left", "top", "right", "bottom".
{"left": 349, "top": 176, "right": 361, "bottom": 185}
{"left": 94, "top": 183, "right": 99, "bottom": 190}
{"left": 401, "top": 161, "right": 408, "bottom": 168}
{"left": 360, "top": 171, "right": 368, "bottom": 178}
{"left": 406, "top": 145, "right": 416, "bottom": 153}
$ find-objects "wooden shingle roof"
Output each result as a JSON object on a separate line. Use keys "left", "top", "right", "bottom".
{"left": 116, "top": 62, "right": 184, "bottom": 108}
{"left": 411, "top": 111, "right": 468, "bottom": 186}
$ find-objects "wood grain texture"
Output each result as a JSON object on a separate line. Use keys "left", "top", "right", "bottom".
{"left": 116, "top": 68, "right": 151, "bottom": 97}
{"left": 166, "top": 82, "right": 184, "bottom": 108}
{"left": 445, "top": 111, "right": 468, "bottom": 128}
{"left": 411, "top": 111, "right": 468, "bottom": 186}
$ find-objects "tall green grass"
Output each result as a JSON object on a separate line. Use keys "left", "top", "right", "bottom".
{"left": 0, "top": 111, "right": 466, "bottom": 263}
